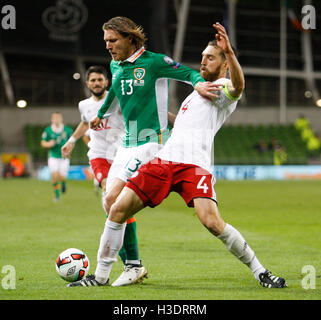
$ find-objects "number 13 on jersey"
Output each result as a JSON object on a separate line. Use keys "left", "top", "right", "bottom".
{"left": 121, "top": 79, "right": 133, "bottom": 95}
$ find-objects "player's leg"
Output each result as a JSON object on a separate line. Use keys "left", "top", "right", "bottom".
{"left": 90, "top": 158, "right": 127, "bottom": 262}
{"left": 104, "top": 153, "right": 146, "bottom": 269}
{"left": 99, "top": 175, "right": 128, "bottom": 265}
{"left": 58, "top": 173, "right": 67, "bottom": 194}
{"left": 193, "top": 198, "right": 287, "bottom": 288}
{"left": 105, "top": 177, "right": 126, "bottom": 213}
{"left": 180, "top": 167, "right": 261, "bottom": 273}
{"left": 85, "top": 187, "right": 143, "bottom": 286}
{"left": 194, "top": 198, "right": 262, "bottom": 271}
{"left": 51, "top": 172, "right": 60, "bottom": 201}
{"left": 92, "top": 157, "right": 146, "bottom": 286}
{"left": 103, "top": 145, "right": 158, "bottom": 271}
{"left": 111, "top": 216, "right": 148, "bottom": 287}
{"left": 104, "top": 172, "right": 142, "bottom": 270}
{"left": 104, "top": 142, "right": 162, "bottom": 213}
{"left": 110, "top": 148, "right": 167, "bottom": 269}
{"left": 58, "top": 158, "right": 70, "bottom": 194}
{"left": 105, "top": 178, "right": 143, "bottom": 270}
{"left": 122, "top": 217, "right": 139, "bottom": 264}
{"left": 177, "top": 165, "right": 287, "bottom": 288}
{"left": 107, "top": 160, "right": 173, "bottom": 287}
{"left": 48, "top": 158, "right": 60, "bottom": 201}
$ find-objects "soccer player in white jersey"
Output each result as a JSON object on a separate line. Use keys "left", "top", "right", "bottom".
{"left": 61, "top": 66, "right": 148, "bottom": 286}
{"left": 75, "top": 23, "right": 287, "bottom": 289}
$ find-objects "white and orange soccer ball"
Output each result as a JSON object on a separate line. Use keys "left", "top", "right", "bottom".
{"left": 55, "top": 248, "right": 90, "bottom": 282}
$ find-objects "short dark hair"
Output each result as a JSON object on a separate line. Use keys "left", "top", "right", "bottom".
{"left": 207, "top": 40, "right": 238, "bottom": 58}
{"left": 102, "top": 16, "right": 147, "bottom": 50}
{"left": 85, "top": 65, "right": 108, "bottom": 80}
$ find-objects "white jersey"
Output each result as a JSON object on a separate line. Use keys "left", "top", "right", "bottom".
{"left": 78, "top": 92, "right": 125, "bottom": 161}
{"left": 157, "top": 78, "right": 240, "bottom": 171}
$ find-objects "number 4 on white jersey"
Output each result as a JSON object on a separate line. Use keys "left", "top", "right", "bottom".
{"left": 197, "top": 176, "right": 208, "bottom": 193}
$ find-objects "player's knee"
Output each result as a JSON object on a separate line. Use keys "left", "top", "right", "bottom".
{"left": 109, "top": 201, "right": 128, "bottom": 224}
{"left": 105, "top": 191, "right": 117, "bottom": 213}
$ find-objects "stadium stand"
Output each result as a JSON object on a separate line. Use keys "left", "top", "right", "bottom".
{"left": 24, "top": 123, "right": 315, "bottom": 166}
{"left": 214, "top": 124, "right": 310, "bottom": 165}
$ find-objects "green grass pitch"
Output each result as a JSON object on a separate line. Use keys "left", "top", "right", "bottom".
{"left": 0, "top": 178, "right": 320, "bottom": 300}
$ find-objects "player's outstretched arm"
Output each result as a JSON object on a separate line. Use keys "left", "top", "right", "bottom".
{"left": 61, "top": 121, "right": 89, "bottom": 158}
{"left": 96, "top": 86, "right": 116, "bottom": 120}
{"left": 213, "top": 22, "right": 245, "bottom": 98}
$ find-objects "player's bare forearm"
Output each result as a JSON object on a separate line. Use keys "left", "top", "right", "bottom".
{"left": 61, "top": 122, "right": 88, "bottom": 158}
{"left": 213, "top": 22, "right": 244, "bottom": 98}
{"left": 41, "top": 140, "right": 56, "bottom": 149}
{"left": 225, "top": 51, "right": 245, "bottom": 98}
{"left": 82, "top": 135, "right": 90, "bottom": 146}
{"left": 72, "top": 121, "right": 89, "bottom": 140}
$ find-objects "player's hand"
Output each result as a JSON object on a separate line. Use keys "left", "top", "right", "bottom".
{"left": 61, "top": 142, "right": 74, "bottom": 158}
{"left": 195, "top": 82, "right": 222, "bottom": 99}
{"left": 213, "top": 22, "right": 233, "bottom": 54}
{"left": 90, "top": 117, "right": 103, "bottom": 130}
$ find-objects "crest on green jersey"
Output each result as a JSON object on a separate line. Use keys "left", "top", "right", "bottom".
{"left": 133, "top": 68, "right": 145, "bottom": 81}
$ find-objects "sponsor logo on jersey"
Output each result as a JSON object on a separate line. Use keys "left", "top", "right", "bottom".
{"left": 164, "top": 56, "right": 174, "bottom": 65}
{"left": 164, "top": 56, "right": 181, "bottom": 69}
{"left": 173, "top": 62, "right": 181, "bottom": 69}
{"left": 134, "top": 80, "right": 144, "bottom": 86}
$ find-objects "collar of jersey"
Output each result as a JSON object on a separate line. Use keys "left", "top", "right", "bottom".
{"left": 118, "top": 47, "right": 145, "bottom": 64}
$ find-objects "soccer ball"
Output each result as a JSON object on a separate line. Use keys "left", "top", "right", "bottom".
{"left": 55, "top": 248, "right": 90, "bottom": 282}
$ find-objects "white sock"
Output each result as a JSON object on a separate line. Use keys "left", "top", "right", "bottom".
{"left": 94, "top": 219, "right": 126, "bottom": 284}
{"left": 217, "top": 223, "right": 265, "bottom": 280}
{"left": 126, "top": 260, "right": 141, "bottom": 266}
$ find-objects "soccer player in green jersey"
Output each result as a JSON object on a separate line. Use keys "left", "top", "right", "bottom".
{"left": 68, "top": 17, "right": 222, "bottom": 287}
{"left": 41, "top": 112, "right": 73, "bottom": 202}
{"left": 90, "top": 16, "right": 219, "bottom": 215}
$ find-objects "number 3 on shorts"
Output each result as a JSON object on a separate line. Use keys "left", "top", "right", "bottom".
{"left": 127, "top": 158, "right": 142, "bottom": 173}
{"left": 197, "top": 176, "right": 209, "bottom": 193}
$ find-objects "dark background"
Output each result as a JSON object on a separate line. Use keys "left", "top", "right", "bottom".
{"left": 0, "top": 0, "right": 320, "bottom": 107}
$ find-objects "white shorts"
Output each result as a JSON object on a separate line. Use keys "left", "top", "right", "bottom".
{"left": 48, "top": 157, "right": 70, "bottom": 178}
{"left": 106, "top": 142, "right": 163, "bottom": 191}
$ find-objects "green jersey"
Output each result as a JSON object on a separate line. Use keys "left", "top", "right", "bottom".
{"left": 97, "top": 48, "right": 205, "bottom": 147}
{"left": 41, "top": 125, "right": 73, "bottom": 158}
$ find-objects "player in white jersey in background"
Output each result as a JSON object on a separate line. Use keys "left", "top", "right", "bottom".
{"left": 82, "top": 23, "right": 287, "bottom": 288}
{"left": 61, "top": 66, "right": 147, "bottom": 286}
